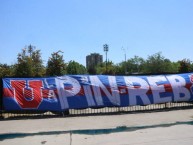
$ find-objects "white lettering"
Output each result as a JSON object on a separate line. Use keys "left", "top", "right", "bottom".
{"left": 147, "top": 76, "right": 172, "bottom": 103}
{"left": 124, "top": 77, "right": 151, "bottom": 106}
{"left": 81, "top": 76, "right": 96, "bottom": 107}
{"left": 89, "top": 76, "right": 120, "bottom": 106}
{"left": 56, "top": 76, "right": 81, "bottom": 109}
{"left": 167, "top": 75, "right": 190, "bottom": 102}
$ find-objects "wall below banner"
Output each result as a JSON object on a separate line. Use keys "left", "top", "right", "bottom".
{"left": 2, "top": 73, "right": 193, "bottom": 111}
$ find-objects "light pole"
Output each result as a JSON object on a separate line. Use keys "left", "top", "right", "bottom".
{"left": 103, "top": 44, "right": 109, "bottom": 74}
{"left": 122, "top": 47, "right": 127, "bottom": 74}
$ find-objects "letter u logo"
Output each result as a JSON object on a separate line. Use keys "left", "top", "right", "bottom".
{"left": 11, "top": 80, "right": 43, "bottom": 109}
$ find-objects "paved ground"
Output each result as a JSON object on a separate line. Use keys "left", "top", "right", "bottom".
{"left": 1, "top": 109, "right": 193, "bottom": 145}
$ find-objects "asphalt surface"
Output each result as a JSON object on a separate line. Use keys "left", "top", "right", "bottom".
{"left": 1, "top": 109, "right": 193, "bottom": 145}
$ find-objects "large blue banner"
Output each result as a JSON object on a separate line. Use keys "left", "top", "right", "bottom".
{"left": 3, "top": 73, "right": 193, "bottom": 111}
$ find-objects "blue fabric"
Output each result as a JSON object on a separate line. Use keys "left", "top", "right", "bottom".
{"left": 2, "top": 73, "right": 193, "bottom": 111}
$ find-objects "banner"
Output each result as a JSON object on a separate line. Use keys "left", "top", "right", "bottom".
{"left": 3, "top": 73, "right": 193, "bottom": 111}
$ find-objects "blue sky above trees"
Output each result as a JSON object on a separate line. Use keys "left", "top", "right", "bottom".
{"left": 0, "top": 0, "right": 193, "bottom": 66}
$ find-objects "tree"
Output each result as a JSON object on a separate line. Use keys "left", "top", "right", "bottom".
{"left": 172, "top": 62, "right": 181, "bottom": 73}
{"left": 67, "top": 61, "right": 87, "bottom": 74}
{"left": 127, "top": 56, "right": 145, "bottom": 74}
{"left": 191, "top": 63, "right": 193, "bottom": 72}
{"left": 96, "top": 61, "right": 116, "bottom": 75}
{"left": 0, "top": 63, "right": 13, "bottom": 77}
{"left": 178, "top": 59, "right": 192, "bottom": 73}
{"left": 112, "top": 63, "right": 124, "bottom": 75}
{"left": 142, "top": 52, "right": 177, "bottom": 74}
{"left": 14, "top": 45, "right": 45, "bottom": 77}
{"left": 46, "top": 51, "right": 67, "bottom": 76}
{"left": 96, "top": 62, "right": 106, "bottom": 74}
{"left": 115, "top": 56, "right": 145, "bottom": 75}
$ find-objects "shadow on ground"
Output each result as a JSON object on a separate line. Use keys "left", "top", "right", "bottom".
{"left": 1, "top": 120, "right": 193, "bottom": 141}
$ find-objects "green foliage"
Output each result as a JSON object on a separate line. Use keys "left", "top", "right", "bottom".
{"left": 115, "top": 53, "right": 180, "bottom": 75}
{"left": 96, "top": 62, "right": 106, "bottom": 74}
{"left": 14, "top": 45, "right": 45, "bottom": 77}
{"left": 88, "top": 67, "right": 97, "bottom": 75}
{"left": 114, "top": 63, "right": 125, "bottom": 75}
{"left": 0, "top": 63, "right": 14, "bottom": 77}
{"left": 96, "top": 61, "right": 117, "bottom": 75}
{"left": 191, "top": 64, "right": 193, "bottom": 72}
{"left": 142, "top": 52, "right": 178, "bottom": 74}
{"left": 1, "top": 46, "right": 193, "bottom": 77}
{"left": 46, "top": 51, "right": 67, "bottom": 76}
{"left": 116, "top": 56, "right": 145, "bottom": 75}
{"left": 126, "top": 56, "right": 145, "bottom": 74}
{"left": 178, "top": 59, "right": 192, "bottom": 73}
{"left": 67, "top": 61, "right": 87, "bottom": 74}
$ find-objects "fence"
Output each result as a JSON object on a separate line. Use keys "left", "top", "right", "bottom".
{"left": 1, "top": 101, "right": 193, "bottom": 119}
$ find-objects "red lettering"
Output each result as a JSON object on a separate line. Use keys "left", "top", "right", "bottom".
{"left": 11, "top": 80, "right": 43, "bottom": 109}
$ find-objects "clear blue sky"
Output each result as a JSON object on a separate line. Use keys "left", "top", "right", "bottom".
{"left": 0, "top": 0, "right": 193, "bottom": 66}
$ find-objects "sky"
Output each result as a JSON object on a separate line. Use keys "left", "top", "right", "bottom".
{"left": 0, "top": 0, "right": 193, "bottom": 66}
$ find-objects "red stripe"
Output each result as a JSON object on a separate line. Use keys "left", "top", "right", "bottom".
{"left": 3, "top": 88, "right": 14, "bottom": 98}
